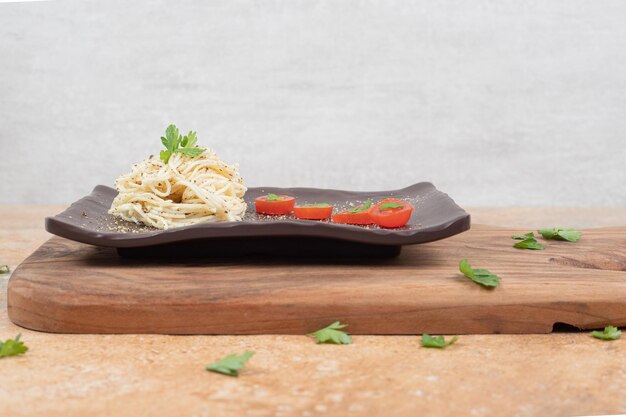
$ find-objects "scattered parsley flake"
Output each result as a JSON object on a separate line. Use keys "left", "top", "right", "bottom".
{"left": 348, "top": 200, "right": 372, "bottom": 214}
{"left": 0, "top": 334, "right": 28, "bottom": 358}
{"left": 512, "top": 232, "right": 535, "bottom": 240}
{"left": 591, "top": 326, "right": 621, "bottom": 341}
{"left": 514, "top": 238, "right": 545, "bottom": 250}
{"left": 379, "top": 201, "right": 404, "bottom": 211}
{"left": 538, "top": 228, "right": 582, "bottom": 242}
{"left": 421, "top": 334, "right": 458, "bottom": 348}
{"left": 512, "top": 232, "right": 545, "bottom": 250}
{"left": 160, "top": 124, "right": 204, "bottom": 164}
{"left": 0, "top": 265, "right": 9, "bottom": 274}
{"left": 265, "top": 193, "right": 284, "bottom": 201}
{"left": 308, "top": 321, "right": 352, "bottom": 344}
{"left": 206, "top": 351, "right": 255, "bottom": 377}
{"left": 459, "top": 259, "right": 501, "bottom": 287}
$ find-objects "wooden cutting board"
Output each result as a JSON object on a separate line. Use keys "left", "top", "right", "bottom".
{"left": 7, "top": 225, "right": 626, "bottom": 334}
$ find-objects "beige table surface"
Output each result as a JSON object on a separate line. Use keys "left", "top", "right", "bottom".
{"left": 1, "top": 206, "right": 625, "bottom": 417}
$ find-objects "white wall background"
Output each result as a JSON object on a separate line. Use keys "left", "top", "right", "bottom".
{"left": 1, "top": 0, "right": 625, "bottom": 206}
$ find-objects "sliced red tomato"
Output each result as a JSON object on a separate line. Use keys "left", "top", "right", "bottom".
{"left": 255, "top": 193, "right": 295, "bottom": 215}
{"left": 294, "top": 203, "right": 333, "bottom": 220}
{"left": 369, "top": 198, "right": 414, "bottom": 228}
{"left": 332, "top": 200, "right": 374, "bottom": 225}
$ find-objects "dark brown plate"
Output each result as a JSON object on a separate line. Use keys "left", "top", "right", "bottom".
{"left": 45, "top": 183, "right": 470, "bottom": 250}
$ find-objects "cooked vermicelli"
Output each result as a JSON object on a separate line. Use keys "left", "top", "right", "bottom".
{"left": 109, "top": 148, "right": 247, "bottom": 229}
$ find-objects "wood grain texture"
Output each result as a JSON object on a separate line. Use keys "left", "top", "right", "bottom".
{"left": 7, "top": 225, "right": 626, "bottom": 335}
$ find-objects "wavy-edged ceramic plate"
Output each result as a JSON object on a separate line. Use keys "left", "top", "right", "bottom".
{"left": 45, "top": 183, "right": 470, "bottom": 250}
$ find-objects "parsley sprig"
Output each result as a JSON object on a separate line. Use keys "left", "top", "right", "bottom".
{"left": 538, "top": 228, "right": 582, "bottom": 242}
{"left": 206, "top": 351, "right": 255, "bottom": 377}
{"left": 591, "top": 326, "right": 621, "bottom": 341}
{"left": 421, "top": 334, "right": 458, "bottom": 348}
{"left": 0, "top": 334, "right": 28, "bottom": 358}
{"left": 512, "top": 232, "right": 545, "bottom": 250}
{"left": 160, "top": 124, "right": 204, "bottom": 164}
{"left": 308, "top": 321, "right": 352, "bottom": 344}
{"left": 459, "top": 259, "right": 501, "bottom": 287}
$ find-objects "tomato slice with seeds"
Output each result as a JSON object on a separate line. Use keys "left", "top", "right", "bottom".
{"left": 255, "top": 194, "right": 295, "bottom": 215}
{"left": 293, "top": 203, "right": 333, "bottom": 220}
{"left": 369, "top": 198, "right": 414, "bottom": 228}
{"left": 332, "top": 200, "right": 374, "bottom": 225}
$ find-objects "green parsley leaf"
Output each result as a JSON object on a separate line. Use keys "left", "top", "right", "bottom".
{"left": 514, "top": 238, "right": 545, "bottom": 250}
{"left": 0, "top": 334, "right": 28, "bottom": 358}
{"left": 187, "top": 131, "right": 198, "bottom": 147}
{"left": 180, "top": 131, "right": 197, "bottom": 147}
{"left": 421, "top": 333, "right": 458, "bottom": 348}
{"left": 159, "top": 150, "right": 171, "bottom": 163}
{"left": 379, "top": 201, "right": 404, "bottom": 211}
{"left": 348, "top": 200, "right": 372, "bottom": 214}
{"left": 512, "top": 232, "right": 535, "bottom": 240}
{"left": 555, "top": 229, "right": 582, "bottom": 242}
{"left": 591, "top": 326, "right": 621, "bottom": 341}
{"left": 537, "top": 228, "right": 559, "bottom": 239}
{"left": 206, "top": 351, "right": 255, "bottom": 377}
{"left": 300, "top": 203, "right": 331, "bottom": 207}
{"left": 308, "top": 321, "right": 352, "bottom": 344}
{"left": 159, "top": 124, "right": 205, "bottom": 163}
{"left": 163, "top": 124, "right": 180, "bottom": 151}
{"left": 459, "top": 259, "right": 501, "bottom": 287}
{"left": 459, "top": 258, "right": 474, "bottom": 276}
{"left": 538, "top": 228, "right": 582, "bottom": 242}
{"left": 176, "top": 147, "right": 204, "bottom": 157}
{"left": 512, "top": 232, "right": 545, "bottom": 250}
{"left": 265, "top": 193, "right": 284, "bottom": 201}
{"left": 0, "top": 265, "right": 9, "bottom": 274}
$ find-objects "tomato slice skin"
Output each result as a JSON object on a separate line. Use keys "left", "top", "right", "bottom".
{"left": 332, "top": 210, "right": 374, "bottom": 225}
{"left": 369, "top": 198, "right": 414, "bottom": 228}
{"left": 255, "top": 195, "right": 295, "bottom": 215}
{"left": 293, "top": 205, "right": 333, "bottom": 220}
